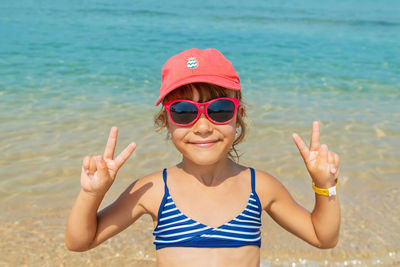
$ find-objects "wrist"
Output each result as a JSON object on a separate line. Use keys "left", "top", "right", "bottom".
{"left": 80, "top": 189, "right": 106, "bottom": 202}
{"left": 312, "top": 178, "right": 338, "bottom": 189}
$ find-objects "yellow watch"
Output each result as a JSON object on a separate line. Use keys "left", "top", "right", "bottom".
{"left": 312, "top": 182, "right": 337, "bottom": 196}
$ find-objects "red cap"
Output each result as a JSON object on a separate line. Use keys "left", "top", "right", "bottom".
{"left": 156, "top": 48, "right": 241, "bottom": 105}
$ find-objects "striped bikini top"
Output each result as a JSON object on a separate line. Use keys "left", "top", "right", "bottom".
{"left": 153, "top": 168, "right": 262, "bottom": 250}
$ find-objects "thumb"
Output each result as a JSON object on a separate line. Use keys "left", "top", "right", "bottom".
{"left": 96, "top": 156, "right": 111, "bottom": 179}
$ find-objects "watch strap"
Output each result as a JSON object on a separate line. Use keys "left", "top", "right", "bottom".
{"left": 312, "top": 182, "right": 337, "bottom": 196}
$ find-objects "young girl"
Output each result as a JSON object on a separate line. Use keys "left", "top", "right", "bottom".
{"left": 66, "top": 48, "right": 340, "bottom": 266}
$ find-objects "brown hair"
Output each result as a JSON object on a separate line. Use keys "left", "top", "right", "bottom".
{"left": 154, "top": 83, "right": 247, "bottom": 161}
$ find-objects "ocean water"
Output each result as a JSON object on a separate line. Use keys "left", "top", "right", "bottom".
{"left": 1, "top": 0, "right": 399, "bottom": 266}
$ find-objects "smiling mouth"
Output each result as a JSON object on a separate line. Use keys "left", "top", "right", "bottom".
{"left": 190, "top": 140, "right": 218, "bottom": 148}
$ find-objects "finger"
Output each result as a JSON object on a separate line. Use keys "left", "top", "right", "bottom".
{"left": 310, "top": 121, "right": 320, "bottom": 151}
{"left": 334, "top": 153, "right": 340, "bottom": 166}
{"left": 82, "top": 156, "right": 90, "bottom": 172}
{"left": 318, "top": 144, "right": 329, "bottom": 166}
{"left": 333, "top": 152, "right": 340, "bottom": 171}
{"left": 328, "top": 151, "right": 334, "bottom": 164}
{"left": 114, "top": 142, "right": 137, "bottom": 170}
{"left": 328, "top": 152, "right": 337, "bottom": 174}
{"left": 292, "top": 133, "right": 310, "bottom": 161}
{"left": 89, "top": 156, "right": 97, "bottom": 175}
{"left": 104, "top": 127, "right": 118, "bottom": 160}
{"left": 96, "top": 156, "right": 110, "bottom": 180}
{"left": 334, "top": 169, "right": 339, "bottom": 180}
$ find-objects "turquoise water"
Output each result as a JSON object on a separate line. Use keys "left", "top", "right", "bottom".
{"left": 1, "top": 0, "right": 400, "bottom": 266}
{"left": 1, "top": 0, "right": 399, "bottom": 102}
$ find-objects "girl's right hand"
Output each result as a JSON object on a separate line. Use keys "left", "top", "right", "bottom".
{"left": 81, "top": 127, "right": 136, "bottom": 197}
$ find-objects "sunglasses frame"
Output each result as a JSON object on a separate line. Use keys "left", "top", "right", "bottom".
{"left": 164, "top": 97, "right": 241, "bottom": 127}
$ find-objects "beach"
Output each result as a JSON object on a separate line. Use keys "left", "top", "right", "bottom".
{"left": 1, "top": 0, "right": 399, "bottom": 266}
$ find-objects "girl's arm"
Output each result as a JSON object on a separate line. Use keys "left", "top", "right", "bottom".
{"left": 66, "top": 176, "right": 153, "bottom": 251}
{"left": 259, "top": 121, "right": 340, "bottom": 248}
{"left": 65, "top": 127, "right": 143, "bottom": 251}
{"left": 260, "top": 175, "right": 340, "bottom": 248}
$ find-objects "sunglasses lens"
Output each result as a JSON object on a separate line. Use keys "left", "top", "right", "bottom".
{"left": 208, "top": 99, "right": 236, "bottom": 123}
{"left": 169, "top": 101, "right": 198, "bottom": 125}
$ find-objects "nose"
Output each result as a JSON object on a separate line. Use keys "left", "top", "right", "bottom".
{"left": 192, "top": 112, "right": 213, "bottom": 134}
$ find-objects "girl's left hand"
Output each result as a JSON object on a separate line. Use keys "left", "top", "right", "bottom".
{"left": 292, "top": 121, "right": 339, "bottom": 188}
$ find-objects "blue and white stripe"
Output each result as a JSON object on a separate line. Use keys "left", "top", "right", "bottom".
{"left": 153, "top": 192, "right": 262, "bottom": 248}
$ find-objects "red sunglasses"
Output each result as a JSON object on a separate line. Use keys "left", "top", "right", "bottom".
{"left": 164, "top": 97, "right": 240, "bottom": 127}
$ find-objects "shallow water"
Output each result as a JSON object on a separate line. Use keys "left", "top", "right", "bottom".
{"left": 1, "top": 0, "right": 400, "bottom": 266}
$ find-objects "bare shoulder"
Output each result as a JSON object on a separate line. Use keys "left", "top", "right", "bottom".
{"left": 118, "top": 170, "right": 165, "bottom": 218}
{"left": 131, "top": 170, "right": 164, "bottom": 192}
{"left": 253, "top": 169, "right": 290, "bottom": 211}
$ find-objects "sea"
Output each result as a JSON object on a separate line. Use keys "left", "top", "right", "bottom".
{"left": 0, "top": 0, "right": 399, "bottom": 266}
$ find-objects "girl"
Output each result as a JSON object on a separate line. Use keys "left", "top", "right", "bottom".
{"left": 66, "top": 48, "right": 340, "bottom": 267}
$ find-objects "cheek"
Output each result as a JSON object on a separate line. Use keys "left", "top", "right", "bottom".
{"left": 166, "top": 117, "right": 177, "bottom": 134}
{"left": 168, "top": 124, "right": 187, "bottom": 142}
{"left": 230, "top": 117, "right": 239, "bottom": 132}
{"left": 169, "top": 128, "right": 191, "bottom": 155}
{"left": 219, "top": 121, "right": 237, "bottom": 139}
{"left": 228, "top": 126, "right": 237, "bottom": 139}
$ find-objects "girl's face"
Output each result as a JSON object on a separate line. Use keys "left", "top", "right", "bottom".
{"left": 166, "top": 89, "right": 239, "bottom": 166}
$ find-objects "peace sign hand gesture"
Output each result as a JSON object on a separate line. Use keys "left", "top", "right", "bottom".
{"left": 81, "top": 127, "right": 136, "bottom": 197}
{"left": 292, "top": 121, "right": 339, "bottom": 188}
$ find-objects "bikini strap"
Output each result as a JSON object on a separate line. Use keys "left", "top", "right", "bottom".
{"left": 155, "top": 169, "right": 170, "bottom": 225}
{"left": 250, "top": 167, "right": 256, "bottom": 193}
{"left": 162, "top": 168, "right": 169, "bottom": 194}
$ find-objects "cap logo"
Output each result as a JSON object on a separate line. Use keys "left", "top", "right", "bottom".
{"left": 186, "top": 57, "right": 198, "bottom": 69}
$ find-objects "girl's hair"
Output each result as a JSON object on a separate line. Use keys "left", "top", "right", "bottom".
{"left": 154, "top": 83, "right": 247, "bottom": 161}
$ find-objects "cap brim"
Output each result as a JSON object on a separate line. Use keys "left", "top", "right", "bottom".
{"left": 156, "top": 75, "right": 241, "bottom": 106}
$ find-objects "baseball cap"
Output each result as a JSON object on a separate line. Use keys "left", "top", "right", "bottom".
{"left": 156, "top": 48, "right": 241, "bottom": 106}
